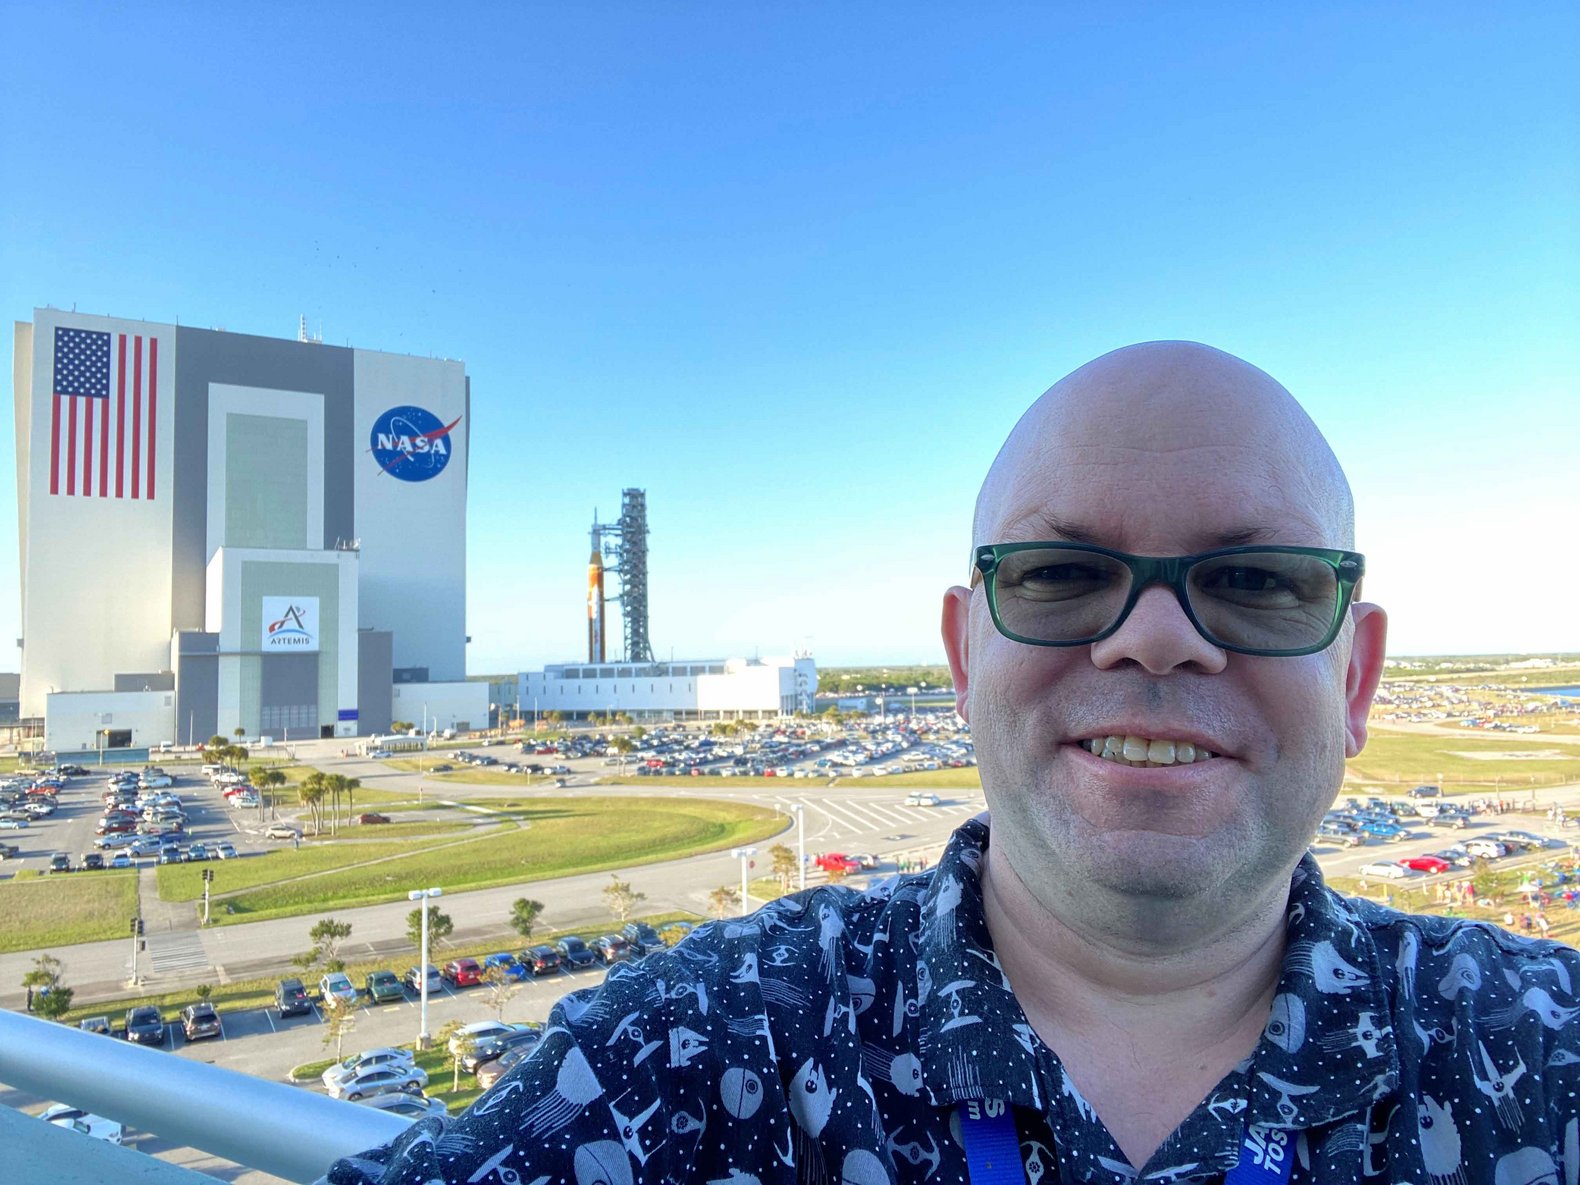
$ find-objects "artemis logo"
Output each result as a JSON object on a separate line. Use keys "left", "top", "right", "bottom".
{"left": 267, "top": 605, "right": 312, "bottom": 644}
{"left": 369, "top": 405, "right": 461, "bottom": 482}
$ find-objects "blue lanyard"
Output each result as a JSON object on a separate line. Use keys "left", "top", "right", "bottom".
{"left": 959, "top": 1102, "right": 1294, "bottom": 1185}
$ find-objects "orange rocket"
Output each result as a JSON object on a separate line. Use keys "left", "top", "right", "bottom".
{"left": 587, "top": 545, "right": 606, "bottom": 663}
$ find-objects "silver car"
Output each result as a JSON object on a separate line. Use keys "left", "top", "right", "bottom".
{"left": 325, "top": 1063, "right": 428, "bottom": 1101}
{"left": 322, "top": 1047, "right": 418, "bottom": 1091}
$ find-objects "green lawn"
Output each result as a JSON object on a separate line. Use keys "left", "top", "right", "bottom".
{"left": 0, "top": 871, "right": 141, "bottom": 953}
{"left": 1345, "top": 727, "right": 1579, "bottom": 790}
{"left": 156, "top": 838, "right": 487, "bottom": 901}
{"left": 213, "top": 798, "right": 784, "bottom": 923}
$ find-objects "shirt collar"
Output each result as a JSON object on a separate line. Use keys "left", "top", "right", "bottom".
{"left": 910, "top": 823, "right": 1399, "bottom": 1129}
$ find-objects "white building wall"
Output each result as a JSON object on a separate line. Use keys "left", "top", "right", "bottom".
{"left": 392, "top": 682, "right": 488, "bottom": 732}
{"left": 20, "top": 312, "right": 178, "bottom": 717}
{"left": 518, "top": 656, "right": 817, "bottom": 718}
{"left": 352, "top": 351, "right": 468, "bottom": 681}
{"left": 44, "top": 690, "right": 176, "bottom": 754}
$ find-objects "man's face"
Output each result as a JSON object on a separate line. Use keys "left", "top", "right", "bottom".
{"left": 943, "top": 360, "right": 1385, "bottom": 917}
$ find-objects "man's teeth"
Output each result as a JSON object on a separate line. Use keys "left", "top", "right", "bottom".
{"left": 1079, "top": 735, "right": 1217, "bottom": 767}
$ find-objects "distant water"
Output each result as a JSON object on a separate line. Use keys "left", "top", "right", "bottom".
{"left": 1533, "top": 685, "right": 1580, "bottom": 699}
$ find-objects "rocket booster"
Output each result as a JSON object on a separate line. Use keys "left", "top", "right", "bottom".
{"left": 587, "top": 547, "right": 606, "bottom": 663}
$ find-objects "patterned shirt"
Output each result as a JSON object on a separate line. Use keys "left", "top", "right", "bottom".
{"left": 326, "top": 818, "right": 1580, "bottom": 1185}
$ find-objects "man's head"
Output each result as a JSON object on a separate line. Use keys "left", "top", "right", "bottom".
{"left": 942, "top": 342, "right": 1386, "bottom": 937}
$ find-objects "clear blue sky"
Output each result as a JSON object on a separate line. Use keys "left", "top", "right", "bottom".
{"left": 3, "top": 4, "right": 1577, "bottom": 672}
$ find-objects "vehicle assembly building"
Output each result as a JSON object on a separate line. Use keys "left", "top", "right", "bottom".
{"left": 12, "top": 308, "right": 487, "bottom": 754}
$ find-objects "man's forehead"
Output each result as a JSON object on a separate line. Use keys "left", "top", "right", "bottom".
{"left": 973, "top": 342, "right": 1353, "bottom": 551}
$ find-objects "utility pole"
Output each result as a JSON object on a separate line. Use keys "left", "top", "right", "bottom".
{"left": 128, "top": 916, "right": 143, "bottom": 986}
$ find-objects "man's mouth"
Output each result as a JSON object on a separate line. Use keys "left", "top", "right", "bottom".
{"left": 1077, "top": 735, "right": 1220, "bottom": 768}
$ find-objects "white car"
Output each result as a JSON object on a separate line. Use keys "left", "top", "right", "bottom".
{"left": 1359, "top": 861, "right": 1415, "bottom": 880}
{"left": 904, "top": 793, "right": 941, "bottom": 807}
{"left": 319, "top": 972, "right": 359, "bottom": 1007}
{"left": 1464, "top": 839, "right": 1508, "bottom": 860}
{"left": 266, "top": 822, "right": 302, "bottom": 841}
{"left": 39, "top": 1104, "right": 124, "bottom": 1144}
{"left": 139, "top": 774, "right": 173, "bottom": 789}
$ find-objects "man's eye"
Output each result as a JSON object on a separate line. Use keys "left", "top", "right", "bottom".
{"left": 1010, "top": 564, "right": 1111, "bottom": 597}
{"left": 1198, "top": 565, "right": 1303, "bottom": 606}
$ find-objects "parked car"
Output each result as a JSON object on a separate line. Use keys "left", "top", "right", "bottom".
{"left": 48, "top": 853, "right": 73, "bottom": 874}
{"left": 482, "top": 952, "right": 529, "bottom": 981}
{"left": 180, "top": 1002, "right": 223, "bottom": 1041}
{"left": 441, "top": 958, "right": 483, "bottom": 988}
{"left": 591, "top": 935, "right": 632, "bottom": 965}
{"left": 403, "top": 964, "right": 443, "bottom": 994}
{"left": 357, "top": 1092, "right": 449, "bottom": 1121}
{"left": 523, "top": 945, "right": 563, "bottom": 976}
{"left": 266, "top": 822, "right": 302, "bottom": 841}
{"left": 903, "top": 792, "right": 941, "bottom": 807}
{"left": 1465, "top": 839, "right": 1508, "bottom": 859}
{"left": 39, "top": 1104, "right": 124, "bottom": 1144}
{"left": 77, "top": 1016, "right": 112, "bottom": 1036}
{"left": 326, "top": 1064, "right": 428, "bottom": 1102}
{"left": 447, "top": 1021, "right": 521, "bottom": 1056}
{"left": 183, "top": 843, "right": 211, "bottom": 862}
{"left": 364, "top": 969, "right": 406, "bottom": 1003}
{"left": 1359, "top": 861, "right": 1415, "bottom": 880}
{"left": 356, "top": 813, "right": 391, "bottom": 825}
{"left": 213, "top": 842, "right": 238, "bottom": 860}
{"left": 555, "top": 936, "right": 597, "bottom": 970}
{"left": 461, "top": 1026, "right": 544, "bottom": 1073}
{"left": 275, "top": 977, "right": 312, "bottom": 1017}
{"left": 124, "top": 1005, "right": 166, "bottom": 1046}
{"left": 621, "top": 923, "right": 663, "bottom": 957}
{"left": 320, "top": 972, "right": 359, "bottom": 1007}
{"left": 108, "top": 852, "right": 133, "bottom": 869}
{"left": 1401, "top": 855, "right": 1450, "bottom": 875}
{"left": 476, "top": 1044, "right": 535, "bottom": 1090}
{"left": 1407, "top": 784, "right": 1441, "bottom": 797}
{"left": 322, "top": 1047, "right": 417, "bottom": 1091}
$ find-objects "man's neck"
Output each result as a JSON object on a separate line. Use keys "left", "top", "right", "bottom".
{"left": 980, "top": 844, "right": 1291, "bottom": 1168}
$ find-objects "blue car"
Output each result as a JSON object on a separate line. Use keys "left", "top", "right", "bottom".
{"left": 482, "top": 952, "right": 529, "bottom": 982}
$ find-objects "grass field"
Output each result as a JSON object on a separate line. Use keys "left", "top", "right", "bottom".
{"left": 1344, "top": 727, "right": 1579, "bottom": 789}
{"left": 0, "top": 871, "right": 140, "bottom": 954}
{"left": 211, "top": 798, "right": 783, "bottom": 923}
{"left": 156, "top": 832, "right": 509, "bottom": 901}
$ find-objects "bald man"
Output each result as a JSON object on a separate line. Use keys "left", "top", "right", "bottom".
{"left": 329, "top": 345, "right": 1578, "bottom": 1185}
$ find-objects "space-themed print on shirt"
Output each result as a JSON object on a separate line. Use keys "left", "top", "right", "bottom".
{"left": 325, "top": 818, "right": 1579, "bottom": 1185}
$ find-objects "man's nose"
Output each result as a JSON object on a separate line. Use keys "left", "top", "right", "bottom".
{"left": 1088, "top": 584, "right": 1229, "bottom": 675}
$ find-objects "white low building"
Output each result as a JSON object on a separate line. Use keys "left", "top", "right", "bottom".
{"left": 518, "top": 654, "right": 817, "bottom": 722}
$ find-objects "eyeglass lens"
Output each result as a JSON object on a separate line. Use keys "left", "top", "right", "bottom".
{"left": 991, "top": 548, "right": 1341, "bottom": 651}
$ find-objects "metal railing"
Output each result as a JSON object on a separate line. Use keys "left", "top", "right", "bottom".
{"left": 0, "top": 1009, "right": 410, "bottom": 1183}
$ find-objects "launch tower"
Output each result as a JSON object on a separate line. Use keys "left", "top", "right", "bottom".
{"left": 587, "top": 488, "right": 654, "bottom": 663}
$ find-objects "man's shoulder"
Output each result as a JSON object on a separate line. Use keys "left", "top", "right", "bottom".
{"left": 1341, "top": 892, "right": 1580, "bottom": 1006}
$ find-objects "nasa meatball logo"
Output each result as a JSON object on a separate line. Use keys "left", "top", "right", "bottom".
{"left": 369, "top": 405, "right": 462, "bottom": 482}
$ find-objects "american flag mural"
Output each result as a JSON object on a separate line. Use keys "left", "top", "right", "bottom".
{"left": 49, "top": 325, "right": 159, "bottom": 500}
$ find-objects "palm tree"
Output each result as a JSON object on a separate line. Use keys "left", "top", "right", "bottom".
{"left": 299, "top": 772, "right": 326, "bottom": 835}
{"left": 252, "top": 766, "right": 287, "bottom": 820}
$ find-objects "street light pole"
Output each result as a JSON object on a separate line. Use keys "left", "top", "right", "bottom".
{"left": 793, "top": 804, "right": 806, "bottom": 892}
{"left": 407, "top": 887, "right": 443, "bottom": 1048}
{"left": 730, "top": 846, "right": 758, "bottom": 917}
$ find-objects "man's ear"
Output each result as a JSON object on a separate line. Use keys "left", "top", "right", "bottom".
{"left": 1343, "top": 602, "right": 1388, "bottom": 757}
{"left": 941, "top": 586, "right": 972, "bottom": 723}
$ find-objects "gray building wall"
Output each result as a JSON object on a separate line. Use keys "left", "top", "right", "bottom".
{"left": 357, "top": 630, "right": 393, "bottom": 735}
{"left": 174, "top": 632, "right": 219, "bottom": 746}
{"left": 114, "top": 672, "right": 176, "bottom": 692}
{"left": 170, "top": 328, "right": 355, "bottom": 634}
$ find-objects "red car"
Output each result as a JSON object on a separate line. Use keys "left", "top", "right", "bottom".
{"left": 357, "top": 813, "right": 391, "bottom": 825}
{"left": 1402, "top": 855, "right": 1450, "bottom": 875}
{"left": 815, "top": 853, "right": 861, "bottom": 874}
{"left": 442, "top": 958, "right": 483, "bottom": 987}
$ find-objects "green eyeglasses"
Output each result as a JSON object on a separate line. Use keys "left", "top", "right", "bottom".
{"left": 974, "top": 542, "right": 1365, "bottom": 657}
